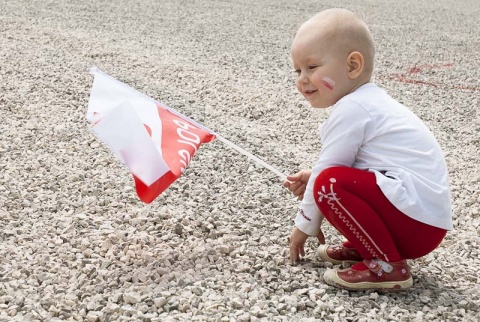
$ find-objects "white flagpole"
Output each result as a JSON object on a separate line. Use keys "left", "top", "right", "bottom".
{"left": 215, "top": 135, "right": 287, "bottom": 181}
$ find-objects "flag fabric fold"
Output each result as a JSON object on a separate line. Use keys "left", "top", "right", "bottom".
{"left": 87, "top": 68, "right": 216, "bottom": 203}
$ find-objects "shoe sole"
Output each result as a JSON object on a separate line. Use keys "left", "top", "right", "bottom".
{"left": 323, "top": 269, "right": 413, "bottom": 291}
{"left": 317, "top": 244, "right": 360, "bottom": 265}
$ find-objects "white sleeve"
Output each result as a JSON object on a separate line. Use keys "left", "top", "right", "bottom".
{"left": 294, "top": 101, "right": 373, "bottom": 236}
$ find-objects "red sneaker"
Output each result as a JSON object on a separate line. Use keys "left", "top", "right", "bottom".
{"left": 317, "top": 244, "right": 363, "bottom": 265}
{"left": 323, "top": 259, "right": 413, "bottom": 291}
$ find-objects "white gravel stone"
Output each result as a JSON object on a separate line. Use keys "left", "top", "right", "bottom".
{"left": 123, "top": 293, "right": 142, "bottom": 305}
{"left": 1, "top": 0, "right": 479, "bottom": 321}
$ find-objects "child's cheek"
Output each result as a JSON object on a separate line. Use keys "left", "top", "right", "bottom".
{"left": 296, "top": 80, "right": 302, "bottom": 92}
{"left": 321, "top": 76, "right": 335, "bottom": 90}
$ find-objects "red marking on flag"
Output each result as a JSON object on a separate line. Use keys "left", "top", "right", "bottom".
{"left": 134, "top": 103, "right": 216, "bottom": 203}
{"left": 144, "top": 124, "right": 152, "bottom": 137}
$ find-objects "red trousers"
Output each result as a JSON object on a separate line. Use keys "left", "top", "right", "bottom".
{"left": 314, "top": 167, "right": 446, "bottom": 262}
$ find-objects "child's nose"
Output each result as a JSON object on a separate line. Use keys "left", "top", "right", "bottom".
{"left": 298, "top": 73, "right": 309, "bottom": 84}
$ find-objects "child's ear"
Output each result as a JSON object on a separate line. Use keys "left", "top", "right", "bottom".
{"left": 347, "top": 51, "right": 364, "bottom": 79}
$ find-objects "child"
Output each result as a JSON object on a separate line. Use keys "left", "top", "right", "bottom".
{"left": 284, "top": 8, "right": 452, "bottom": 290}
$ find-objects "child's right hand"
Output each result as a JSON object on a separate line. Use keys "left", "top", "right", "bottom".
{"left": 283, "top": 170, "right": 312, "bottom": 201}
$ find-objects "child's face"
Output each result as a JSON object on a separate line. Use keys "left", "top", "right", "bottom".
{"left": 291, "top": 32, "right": 351, "bottom": 108}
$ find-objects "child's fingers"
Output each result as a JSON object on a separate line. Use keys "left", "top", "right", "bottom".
{"left": 289, "top": 242, "right": 299, "bottom": 262}
{"left": 284, "top": 181, "right": 306, "bottom": 197}
{"left": 286, "top": 171, "right": 304, "bottom": 182}
{"left": 283, "top": 177, "right": 300, "bottom": 188}
{"left": 289, "top": 181, "right": 303, "bottom": 191}
{"left": 288, "top": 184, "right": 306, "bottom": 199}
{"left": 290, "top": 227, "right": 309, "bottom": 262}
{"left": 299, "top": 246, "right": 305, "bottom": 257}
{"left": 290, "top": 245, "right": 304, "bottom": 262}
{"left": 317, "top": 230, "right": 326, "bottom": 244}
{"left": 292, "top": 185, "right": 306, "bottom": 196}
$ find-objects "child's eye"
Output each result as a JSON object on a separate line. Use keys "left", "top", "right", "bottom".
{"left": 308, "top": 65, "right": 318, "bottom": 70}
{"left": 293, "top": 70, "right": 301, "bottom": 76}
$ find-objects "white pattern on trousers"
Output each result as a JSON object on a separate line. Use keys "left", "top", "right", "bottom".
{"left": 317, "top": 178, "right": 389, "bottom": 261}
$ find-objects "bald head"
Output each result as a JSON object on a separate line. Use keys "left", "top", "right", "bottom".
{"left": 295, "top": 8, "right": 375, "bottom": 78}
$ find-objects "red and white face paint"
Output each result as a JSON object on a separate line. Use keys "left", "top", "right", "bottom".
{"left": 321, "top": 76, "right": 335, "bottom": 90}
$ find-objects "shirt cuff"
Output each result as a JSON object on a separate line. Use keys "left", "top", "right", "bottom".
{"left": 294, "top": 208, "right": 323, "bottom": 236}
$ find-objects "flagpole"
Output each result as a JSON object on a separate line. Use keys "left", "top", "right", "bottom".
{"left": 215, "top": 135, "right": 287, "bottom": 182}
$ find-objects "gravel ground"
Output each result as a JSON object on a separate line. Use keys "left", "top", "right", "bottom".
{"left": 1, "top": 0, "right": 479, "bottom": 321}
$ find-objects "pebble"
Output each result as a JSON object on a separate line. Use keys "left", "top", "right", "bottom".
{"left": 0, "top": 0, "right": 478, "bottom": 321}
{"left": 154, "top": 297, "right": 167, "bottom": 309}
{"left": 123, "top": 293, "right": 142, "bottom": 304}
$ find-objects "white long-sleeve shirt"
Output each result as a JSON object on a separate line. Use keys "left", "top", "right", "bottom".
{"left": 295, "top": 83, "right": 453, "bottom": 236}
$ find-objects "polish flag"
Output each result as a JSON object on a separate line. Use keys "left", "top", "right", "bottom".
{"left": 86, "top": 68, "right": 216, "bottom": 203}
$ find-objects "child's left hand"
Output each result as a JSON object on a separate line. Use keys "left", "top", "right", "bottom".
{"left": 289, "top": 226, "right": 325, "bottom": 262}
